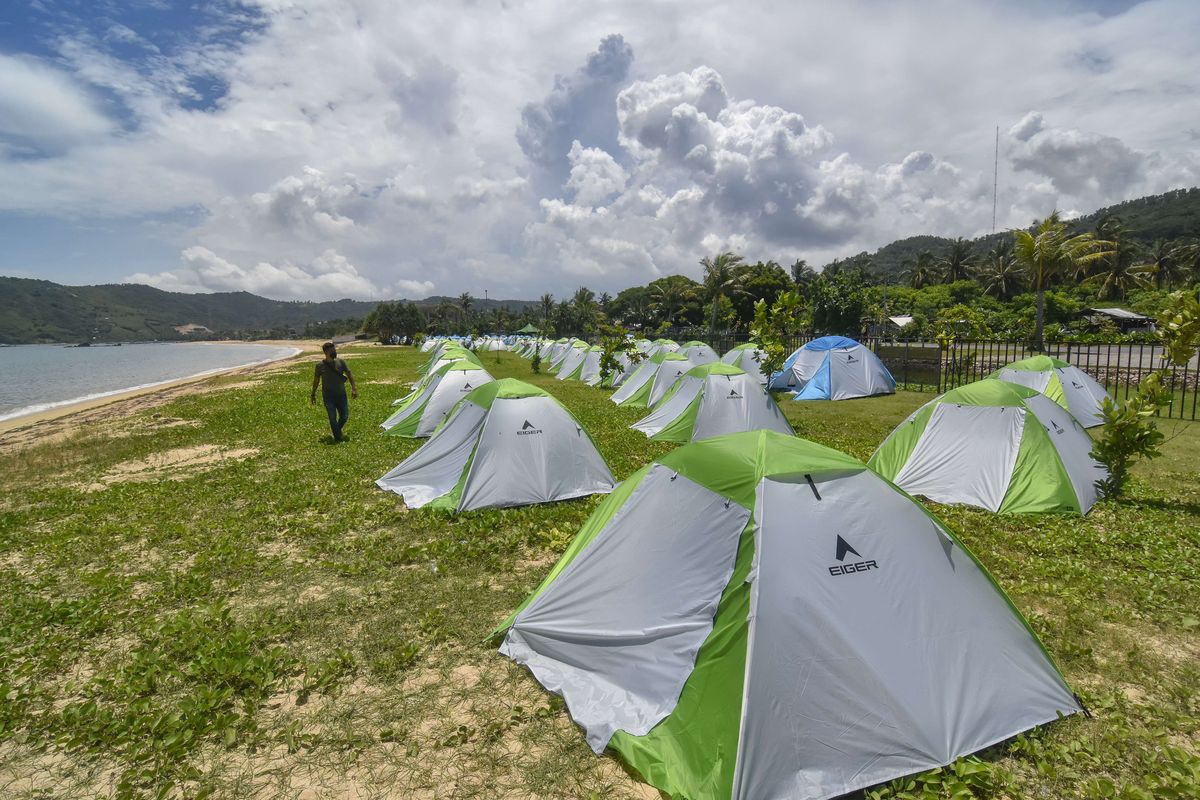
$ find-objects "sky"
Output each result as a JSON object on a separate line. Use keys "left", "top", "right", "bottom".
{"left": 0, "top": 0, "right": 1197, "bottom": 302}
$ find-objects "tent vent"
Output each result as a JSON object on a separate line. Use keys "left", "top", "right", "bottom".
{"left": 804, "top": 473, "right": 822, "bottom": 500}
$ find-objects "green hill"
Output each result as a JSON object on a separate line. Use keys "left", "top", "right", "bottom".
{"left": 0, "top": 279, "right": 536, "bottom": 344}
{"left": 847, "top": 186, "right": 1200, "bottom": 278}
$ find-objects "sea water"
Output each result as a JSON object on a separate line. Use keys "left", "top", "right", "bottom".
{"left": 0, "top": 342, "right": 299, "bottom": 423}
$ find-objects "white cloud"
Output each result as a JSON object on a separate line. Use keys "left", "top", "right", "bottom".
{"left": 0, "top": 54, "right": 113, "bottom": 148}
{"left": 565, "top": 141, "right": 627, "bottom": 206}
{"left": 3, "top": 0, "right": 1200, "bottom": 298}
{"left": 126, "top": 245, "right": 385, "bottom": 301}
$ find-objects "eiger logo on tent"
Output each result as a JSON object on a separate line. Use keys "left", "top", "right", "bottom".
{"left": 461, "top": 382, "right": 473, "bottom": 391}
{"left": 1072, "top": 381, "right": 1084, "bottom": 389}
{"left": 727, "top": 388, "right": 743, "bottom": 399}
{"left": 1050, "top": 420, "right": 1064, "bottom": 435}
{"left": 846, "top": 354, "right": 858, "bottom": 363}
{"left": 517, "top": 419, "right": 543, "bottom": 436}
{"left": 828, "top": 534, "right": 878, "bottom": 576}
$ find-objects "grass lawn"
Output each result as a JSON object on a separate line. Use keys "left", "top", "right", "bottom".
{"left": 0, "top": 345, "right": 1196, "bottom": 799}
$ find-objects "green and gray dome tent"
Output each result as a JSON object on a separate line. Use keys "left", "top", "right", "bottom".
{"left": 990, "top": 355, "right": 1111, "bottom": 428}
{"left": 678, "top": 340, "right": 719, "bottom": 366}
{"left": 632, "top": 362, "right": 794, "bottom": 442}
{"left": 647, "top": 338, "right": 680, "bottom": 358}
{"left": 377, "top": 379, "right": 615, "bottom": 511}
{"left": 721, "top": 342, "right": 769, "bottom": 383}
{"left": 612, "top": 352, "right": 697, "bottom": 409}
{"left": 588, "top": 350, "right": 637, "bottom": 388}
{"left": 610, "top": 350, "right": 671, "bottom": 406}
{"left": 646, "top": 352, "right": 701, "bottom": 407}
{"left": 556, "top": 343, "right": 596, "bottom": 381}
{"left": 547, "top": 340, "right": 586, "bottom": 373}
{"left": 575, "top": 346, "right": 605, "bottom": 384}
{"left": 869, "top": 379, "right": 1107, "bottom": 514}
{"left": 495, "top": 430, "right": 1081, "bottom": 800}
{"left": 381, "top": 362, "right": 495, "bottom": 438}
{"left": 420, "top": 347, "right": 479, "bottom": 380}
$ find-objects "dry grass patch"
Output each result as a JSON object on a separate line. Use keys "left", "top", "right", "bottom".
{"left": 81, "top": 444, "right": 258, "bottom": 491}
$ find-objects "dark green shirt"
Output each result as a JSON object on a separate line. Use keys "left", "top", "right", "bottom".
{"left": 314, "top": 357, "right": 350, "bottom": 397}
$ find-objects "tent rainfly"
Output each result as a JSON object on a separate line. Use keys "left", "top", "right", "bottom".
{"left": 610, "top": 350, "right": 671, "bottom": 406}
{"left": 556, "top": 344, "right": 596, "bottom": 381}
{"left": 377, "top": 379, "right": 615, "bottom": 511}
{"left": 631, "top": 362, "right": 794, "bottom": 442}
{"left": 721, "top": 343, "right": 769, "bottom": 383}
{"left": 381, "top": 362, "right": 495, "bottom": 438}
{"left": 496, "top": 430, "right": 1082, "bottom": 800}
{"left": 869, "top": 379, "right": 1107, "bottom": 514}
{"left": 990, "top": 355, "right": 1111, "bottom": 428}
{"left": 768, "top": 336, "right": 896, "bottom": 399}
{"left": 574, "top": 346, "right": 605, "bottom": 384}
{"left": 678, "top": 340, "right": 720, "bottom": 366}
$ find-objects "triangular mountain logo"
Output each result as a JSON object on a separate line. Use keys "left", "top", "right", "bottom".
{"left": 522, "top": 420, "right": 535, "bottom": 430}
{"left": 463, "top": 382, "right": 473, "bottom": 390}
{"left": 835, "top": 535, "right": 861, "bottom": 562}
{"left": 728, "top": 388, "right": 742, "bottom": 399}
{"left": 846, "top": 354, "right": 858, "bottom": 363}
{"left": 1071, "top": 381, "right": 1083, "bottom": 389}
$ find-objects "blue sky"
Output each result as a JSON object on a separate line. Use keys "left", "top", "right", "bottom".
{"left": 0, "top": 0, "right": 1196, "bottom": 300}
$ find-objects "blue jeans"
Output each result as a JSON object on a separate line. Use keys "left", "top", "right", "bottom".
{"left": 323, "top": 393, "right": 349, "bottom": 440}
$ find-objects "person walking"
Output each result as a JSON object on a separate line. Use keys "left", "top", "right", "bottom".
{"left": 310, "top": 342, "right": 357, "bottom": 442}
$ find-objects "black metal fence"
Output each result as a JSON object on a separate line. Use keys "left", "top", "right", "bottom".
{"left": 669, "top": 328, "right": 1200, "bottom": 421}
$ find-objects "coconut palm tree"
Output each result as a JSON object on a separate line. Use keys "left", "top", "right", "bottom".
{"left": 1085, "top": 217, "right": 1150, "bottom": 301}
{"left": 790, "top": 258, "right": 817, "bottom": 292}
{"left": 700, "top": 251, "right": 746, "bottom": 337}
{"left": 457, "top": 292, "right": 473, "bottom": 325}
{"left": 1012, "top": 211, "right": 1114, "bottom": 350}
{"left": 1143, "top": 239, "right": 1182, "bottom": 290}
{"left": 977, "top": 239, "right": 1024, "bottom": 300}
{"left": 650, "top": 280, "right": 689, "bottom": 327}
{"left": 901, "top": 251, "right": 938, "bottom": 289}
{"left": 937, "top": 237, "right": 975, "bottom": 283}
{"left": 1169, "top": 238, "right": 1200, "bottom": 286}
{"left": 572, "top": 286, "right": 600, "bottom": 335}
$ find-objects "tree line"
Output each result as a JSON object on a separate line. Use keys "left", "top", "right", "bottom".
{"left": 361, "top": 209, "right": 1200, "bottom": 348}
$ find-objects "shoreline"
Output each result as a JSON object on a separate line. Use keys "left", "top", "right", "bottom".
{"left": 0, "top": 340, "right": 329, "bottom": 438}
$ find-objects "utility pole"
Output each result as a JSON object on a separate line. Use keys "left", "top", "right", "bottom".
{"left": 992, "top": 125, "right": 999, "bottom": 234}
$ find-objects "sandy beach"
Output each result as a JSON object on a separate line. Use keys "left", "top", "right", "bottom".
{"left": 0, "top": 339, "right": 338, "bottom": 445}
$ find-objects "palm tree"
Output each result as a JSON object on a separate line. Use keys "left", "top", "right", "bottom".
{"left": 1143, "top": 239, "right": 1182, "bottom": 290}
{"left": 649, "top": 280, "right": 689, "bottom": 327}
{"left": 937, "top": 237, "right": 975, "bottom": 283}
{"left": 457, "top": 292, "right": 473, "bottom": 324}
{"left": 572, "top": 286, "right": 599, "bottom": 335}
{"left": 902, "top": 251, "right": 938, "bottom": 289}
{"left": 1085, "top": 217, "right": 1149, "bottom": 301}
{"left": 1169, "top": 238, "right": 1200, "bottom": 286}
{"left": 1012, "top": 211, "right": 1114, "bottom": 350}
{"left": 977, "top": 239, "right": 1024, "bottom": 300}
{"left": 539, "top": 293, "right": 554, "bottom": 323}
{"left": 700, "top": 251, "right": 746, "bottom": 336}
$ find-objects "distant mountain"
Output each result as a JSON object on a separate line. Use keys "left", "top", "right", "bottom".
{"left": 0, "top": 278, "right": 538, "bottom": 344}
{"left": 847, "top": 186, "right": 1200, "bottom": 278}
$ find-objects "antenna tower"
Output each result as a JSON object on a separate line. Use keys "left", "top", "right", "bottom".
{"left": 991, "top": 125, "right": 999, "bottom": 233}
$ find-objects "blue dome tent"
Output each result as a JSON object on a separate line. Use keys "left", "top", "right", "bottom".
{"left": 769, "top": 336, "right": 896, "bottom": 400}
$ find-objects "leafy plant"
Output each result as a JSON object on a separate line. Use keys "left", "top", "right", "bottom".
{"left": 1092, "top": 290, "right": 1200, "bottom": 498}
{"left": 750, "top": 290, "right": 803, "bottom": 378}
{"left": 597, "top": 324, "right": 645, "bottom": 384}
